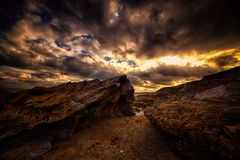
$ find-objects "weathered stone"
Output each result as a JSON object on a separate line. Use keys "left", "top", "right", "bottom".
{"left": 145, "top": 67, "right": 240, "bottom": 160}
{"left": 0, "top": 75, "right": 134, "bottom": 159}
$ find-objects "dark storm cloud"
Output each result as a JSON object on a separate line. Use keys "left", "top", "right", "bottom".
{"left": 80, "top": 50, "right": 90, "bottom": 56}
{"left": 39, "top": 0, "right": 239, "bottom": 58}
{"left": 210, "top": 54, "right": 239, "bottom": 69}
{"left": 26, "top": 39, "right": 57, "bottom": 57}
{"left": 0, "top": 0, "right": 240, "bottom": 91}
{"left": 44, "top": 59, "right": 58, "bottom": 68}
{"left": 50, "top": 23, "right": 72, "bottom": 36}
{"left": 130, "top": 0, "right": 239, "bottom": 57}
{"left": 55, "top": 39, "right": 71, "bottom": 51}
{"left": 61, "top": 56, "right": 118, "bottom": 79}
{"left": 0, "top": 0, "right": 26, "bottom": 31}
{"left": 127, "top": 60, "right": 138, "bottom": 68}
{"left": 43, "top": 0, "right": 107, "bottom": 25}
{"left": 61, "top": 56, "right": 93, "bottom": 77}
{"left": 0, "top": 48, "right": 58, "bottom": 71}
{"left": 103, "top": 56, "right": 112, "bottom": 62}
{"left": 25, "top": 38, "right": 46, "bottom": 44}
{"left": 0, "top": 66, "right": 61, "bottom": 91}
{"left": 120, "top": 0, "right": 148, "bottom": 7}
{"left": 131, "top": 65, "right": 218, "bottom": 85}
{"left": 1, "top": 0, "right": 240, "bottom": 57}
{"left": 134, "top": 0, "right": 240, "bottom": 57}
{"left": 0, "top": 47, "right": 29, "bottom": 68}
{"left": 31, "top": 72, "right": 56, "bottom": 79}
{"left": 74, "top": 0, "right": 240, "bottom": 58}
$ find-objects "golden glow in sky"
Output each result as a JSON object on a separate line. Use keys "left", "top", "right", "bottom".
{"left": 158, "top": 55, "right": 203, "bottom": 66}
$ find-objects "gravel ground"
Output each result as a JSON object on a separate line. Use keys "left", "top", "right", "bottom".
{"left": 37, "top": 116, "right": 178, "bottom": 160}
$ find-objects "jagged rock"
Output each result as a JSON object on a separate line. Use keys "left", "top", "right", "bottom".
{"left": 153, "top": 66, "right": 240, "bottom": 106}
{"left": 145, "top": 67, "right": 240, "bottom": 160}
{"left": 0, "top": 75, "right": 134, "bottom": 159}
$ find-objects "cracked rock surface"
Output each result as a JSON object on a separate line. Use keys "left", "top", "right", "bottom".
{"left": 0, "top": 75, "right": 134, "bottom": 159}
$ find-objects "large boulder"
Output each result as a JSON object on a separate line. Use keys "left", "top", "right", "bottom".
{"left": 0, "top": 75, "right": 134, "bottom": 159}
{"left": 145, "top": 67, "right": 240, "bottom": 160}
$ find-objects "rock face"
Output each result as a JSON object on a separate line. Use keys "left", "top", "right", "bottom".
{"left": 145, "top": 67, "right": 240, "bottom": 160}
{"left": 153, "top": 66, "right": 240, "bottom": 106}
{"left": 0, "top": 75, "right": 134, "bottom": 159}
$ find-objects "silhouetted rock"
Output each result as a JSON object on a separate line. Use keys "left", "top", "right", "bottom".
{"left": 0, "top": 75, "right": 134, "bottom": 159}
{"left": 145, "top": 67, "right": 240, "bottom": 160}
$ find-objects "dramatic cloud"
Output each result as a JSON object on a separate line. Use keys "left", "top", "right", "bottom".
{"left": 0, "top": 0, "right": 240, "bottom": 92}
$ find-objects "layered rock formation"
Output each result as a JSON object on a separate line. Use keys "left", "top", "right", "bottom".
{"left": 0, "top": 75, "right": 134, "bottom": 159}
{"left": 145, "top": 67, "right": 240, "bottom": 160}
{"left": 153, "top": 66, "right": 240, "bottom": 106}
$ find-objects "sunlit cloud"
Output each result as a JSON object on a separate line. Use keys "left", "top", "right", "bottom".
{"left": 158, "top": 55, "right": 204, "bottom": 66}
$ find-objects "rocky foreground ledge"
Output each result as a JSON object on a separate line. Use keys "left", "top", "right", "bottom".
{"left": 0, "top": 75, "right": 134, "bottom": 159}
{"left": 145, "top": 67, "right": 240, "bottom": 160}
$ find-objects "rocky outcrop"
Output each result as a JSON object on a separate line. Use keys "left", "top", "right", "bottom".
{"left": 153, "top": 66, "right": 240, "bottom": 106}
{"left": 145, "top": 67, "right": 240, "bottom": 160}
{"left": 0, "top": 75, "right": 134, "bottom": 159}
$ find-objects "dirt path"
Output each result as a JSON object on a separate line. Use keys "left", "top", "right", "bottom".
{"left": 37, "top": 116, "right": 178, "bottom": 160}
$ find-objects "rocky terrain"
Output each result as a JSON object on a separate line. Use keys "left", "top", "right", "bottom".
{"left": 145, "top": 66, "right": 240, "bottom": 159}
{"left": 1, "top": 67, "right": 239, "bottom": 160}
{"left": 152, "top": 66, "right": 240, "bottom": 106}
{"left": 0, "top": 75, "right": 135, "bottom": 159}
{"left": 36, "top": 116, "right": 177, "bottom": 160}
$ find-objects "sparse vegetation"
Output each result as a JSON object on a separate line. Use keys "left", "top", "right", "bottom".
{"left": 131, "top": 103, "right": 149, "bottom": 113}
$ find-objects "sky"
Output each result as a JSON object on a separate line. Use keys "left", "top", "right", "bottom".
{"left": 0, "top": 0, "right": 240, "bottom": 92}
